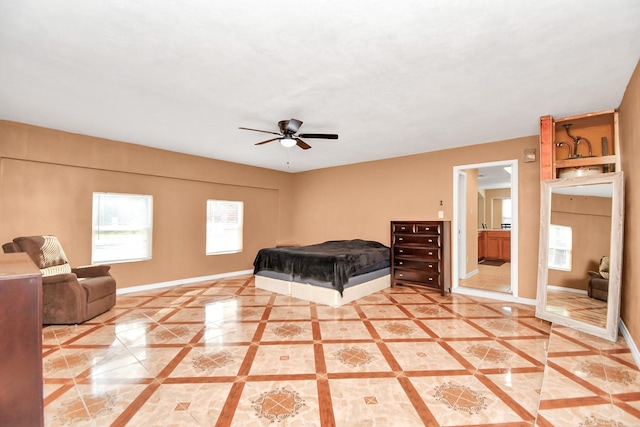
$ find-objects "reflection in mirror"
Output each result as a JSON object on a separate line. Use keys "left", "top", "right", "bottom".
{"left": 546, "top": 183, "right": 612, "bottom": 328}
{"left": 536, "top": 172, "right": 624, "bottom": 341}
{"left": 457, "top": 164, "right": 515, "bottom": 295}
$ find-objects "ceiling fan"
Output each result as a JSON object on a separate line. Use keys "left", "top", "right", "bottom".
{"left": 239, "top": 118, "right": 338, "bottom": 150}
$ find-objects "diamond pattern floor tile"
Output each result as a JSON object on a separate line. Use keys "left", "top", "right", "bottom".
{"left": 38, "top": 275, "right": 640, "bottom": 426}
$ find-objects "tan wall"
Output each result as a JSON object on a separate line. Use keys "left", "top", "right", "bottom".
{"left": 291, "top": 136, "right": 541, "bottom": 299}
{"left": 0, "top": 122, "right": 542, "bottom": 299}
{"left": 548, "top": 194, "right": 612, "bottom": 290}
{"left": 0, "top": 121, "right": 296, "bottom": 288}
{"left": 619, "top": 60, "right": 640, "bottom": 346}
{"left": 1, "top": 61, "right": 637, "bottom": 349}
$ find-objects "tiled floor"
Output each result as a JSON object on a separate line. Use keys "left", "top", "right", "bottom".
{"left": 41, "top": 275, "right": 640, "bottom": 426}
{"left": 459, "top": 262, "right": 511, "bottom": 294}
{"left": 537, "top": 325, "right": 640, "bottom": 426}
{"left": 545, "top": 289, "right": 607, "bottom": 328}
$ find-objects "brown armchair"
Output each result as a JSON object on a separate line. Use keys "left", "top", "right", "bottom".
{"left": 2, "top": 236, "right": 116, "bottom": 324}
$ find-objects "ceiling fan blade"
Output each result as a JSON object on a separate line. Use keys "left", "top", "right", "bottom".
{"left": 298, "top": 133, "right": 338, "bottom": 139}
{"left": 239, "top": 127, "right": 282, "bottom": 136}
{"left": 254, "top": 137, "right": 280, "bottom": 145}
{"left": 295, "top": 138, "right": 311, "bottom": 150}
{"left": 287, "top": 118, "right": 303, "bottom": 133}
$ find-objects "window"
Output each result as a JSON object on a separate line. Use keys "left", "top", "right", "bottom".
{"left": 502, "top": 198, "right": 512, "bottom": 227}
{"left": 92, "top": 193, "right": 153, "bottom": 263}
{"left": 206, "top": 200, "right": 243, "bottom": 254}
{"left": 548, "top": 224, "right": 572, "bottom": 271}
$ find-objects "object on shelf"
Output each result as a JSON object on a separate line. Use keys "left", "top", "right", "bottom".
{"left": 602, "top": 137, "right": 609, "bottom": 173}
{"left": 555, "top": 141, "right": 573, "bottom": 159}
{"left": 563, "top": 124, "right": 593, "bottom": 157}
{"left": 558, "top": 165, "right": 604, "bottom": 178}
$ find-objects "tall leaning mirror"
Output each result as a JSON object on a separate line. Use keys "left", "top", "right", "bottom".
{"left": 536, "top": 172, "right": 624, "bottom": 341}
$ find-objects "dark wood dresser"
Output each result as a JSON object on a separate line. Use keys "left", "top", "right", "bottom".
{"left": 0, "top": 253, "right": 44, "bottom": 427}
{"left": 390, "top": 221, "right": 451, "bottom": 295}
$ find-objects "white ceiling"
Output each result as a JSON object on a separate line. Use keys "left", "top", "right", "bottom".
{"left": 478, "top": 166, "right": 512, "bottom": 190}
{"left": 1, "top": 1, "right": 639, "bottom": 173}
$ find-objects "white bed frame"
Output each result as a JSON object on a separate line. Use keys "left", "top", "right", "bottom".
{"left": 254, "top": 274, "right": 390, "bottom": 306}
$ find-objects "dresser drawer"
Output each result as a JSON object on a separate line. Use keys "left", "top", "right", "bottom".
{"left": 394, "top": 247, "right": 440, "bottom": 261}
{"left": 392, "top": 223, "right": 415, "bottom": 233}
{"left": 394, "top": 234, "right": 440, "bottom": 247}
{"left": 394, "top": 259, "right": 440, "bottom": 272}
{"left": 415, "top": 223, "right": 441, "bottom": 235}
{"left": 394, "top": 269, "right": 440, "bottom": 285}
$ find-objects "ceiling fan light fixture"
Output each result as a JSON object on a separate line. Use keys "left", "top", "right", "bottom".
{"left": 280, "top": 137, "right": 297, "bottom": 148}
{"left": 240, "top": 118, "right": 337, "bottom": 150}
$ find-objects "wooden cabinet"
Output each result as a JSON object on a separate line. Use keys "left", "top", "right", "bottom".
{"left": 483, "top": 230, "right": 510, "bottom": 262}
{"left": 478, "top": 231, "right": 486, "bottom": 260}
{"left": 540, "top": 109, "right": 620, "bottom": 180}
{"left": 0, "top": 253, "right": 44, "bottom": 427}
{"left": 390, "top": 221, "right": 450, "bottom": 295}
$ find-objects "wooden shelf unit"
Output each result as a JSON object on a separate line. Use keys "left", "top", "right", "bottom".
{"left": 540, "top": 109, "right": 620, "bottom": 180}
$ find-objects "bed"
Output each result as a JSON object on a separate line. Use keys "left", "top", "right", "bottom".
{"left": 252, "top": 239, "right": 391, "bottom": 306}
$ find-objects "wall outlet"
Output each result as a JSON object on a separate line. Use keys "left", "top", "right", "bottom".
{"left": 438, "top": 210, "right": 444, "bottom": 219}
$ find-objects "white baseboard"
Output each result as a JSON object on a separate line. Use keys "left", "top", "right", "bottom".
{"left": 452, "top": 285, "right": 537, "bottom": 306}
{"left": 464, "top": 269, "right": 479, "bottom": 279}
{"left": 547, "top": 285, "right": 588, "bottom": 295}
{"left": 619, "top": 319, "right": 640, "bottom": 369}
{"left": 116, "top": 269, "right": 254, "bottom": 295}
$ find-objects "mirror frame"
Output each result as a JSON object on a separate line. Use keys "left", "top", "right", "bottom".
{"left": 536, "top": 171, "right": 624, "bottom": 341}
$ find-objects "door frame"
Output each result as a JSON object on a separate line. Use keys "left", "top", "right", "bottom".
{"left": 457, "top": 170, "right": 468, "bottom": 279}
{"left": 452, "top": 159, "right": 519, "bottom": 298}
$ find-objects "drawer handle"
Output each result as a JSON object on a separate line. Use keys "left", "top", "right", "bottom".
{"left": 428, "top": 251, "right": 433, "bottom": 256}
{"left": 399, "top": 273, "right": 403, "bottom": 277}
{"left": 399, "top": 249, "right": 404, "bottom": 253}
{"left": 428, "top": 277, "right": 433, "bottom": 281}
{"left": 399, "top": 237, "right": 403, "bottom": 241}
{"left": 399, "top": 261, "right": 403, "bottom": 265}
{"left": 428, "top": 239, "right": 433, "bottom": 243}
{"left": 425, "top": 227, "right": 430, "bottom": 231}
{"left": 428, "top": 264, "right": 433, "bottom": 268}
{"left": 401, "top": 226, "right": 406, "bottom": 230}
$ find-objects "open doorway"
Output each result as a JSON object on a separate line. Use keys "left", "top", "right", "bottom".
{"left": 452, "top": 160, "right": 519, "bottom": 299}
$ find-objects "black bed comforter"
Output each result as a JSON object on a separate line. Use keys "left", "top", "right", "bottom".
{"left": 252, "top": 239, "right": 390, "bottom": 295}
